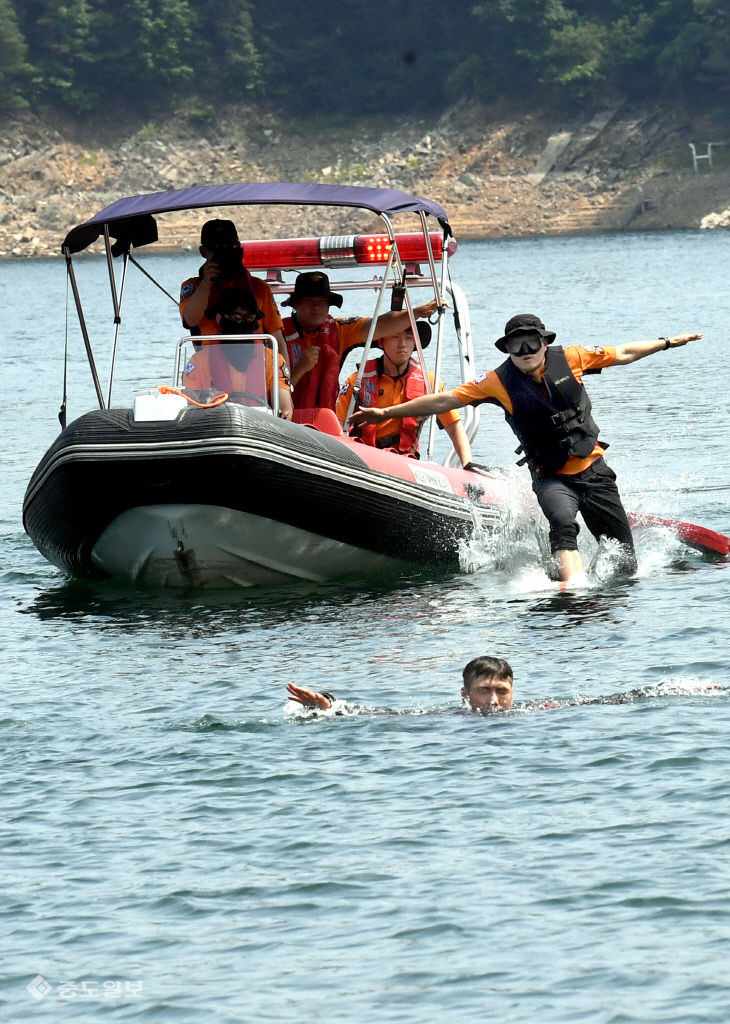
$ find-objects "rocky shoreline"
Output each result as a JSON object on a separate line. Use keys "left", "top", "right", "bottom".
{"left": 1, "top": 99, "right": 729, "bottom": 258}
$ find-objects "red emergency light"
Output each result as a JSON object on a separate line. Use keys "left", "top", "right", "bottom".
{"left": 239, "top": 232, "right": 456, "bottom": 271}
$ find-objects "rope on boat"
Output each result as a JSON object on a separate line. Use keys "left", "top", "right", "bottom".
{"left": 158, "top": 386, "right": 229, "bottom": 408}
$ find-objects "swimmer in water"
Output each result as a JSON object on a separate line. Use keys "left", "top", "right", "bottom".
{"left": 286, "top": 660, "right": 723, "bottom": 717}
{"left": 286, "top": 655, "right": 514, "bottom": 716}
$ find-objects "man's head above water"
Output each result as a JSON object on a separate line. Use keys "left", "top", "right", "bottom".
{"left": 461, "top": 655, "right": 514, "bottom": 713}
{"left": 286, "top": 655, "right": 515, "bottom": 714}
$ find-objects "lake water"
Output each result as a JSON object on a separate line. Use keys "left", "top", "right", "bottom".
{"left": 2, "top": 229, "right": 730, "bottom": 1023}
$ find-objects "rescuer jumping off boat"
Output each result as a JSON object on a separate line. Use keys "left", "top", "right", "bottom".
{"left": 349, "top": 313, "right": 703, "bottom": 584}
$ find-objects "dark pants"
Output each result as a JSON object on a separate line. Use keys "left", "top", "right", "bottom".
{"left": 532, "top": 458, "right": 637, "bottom": 572}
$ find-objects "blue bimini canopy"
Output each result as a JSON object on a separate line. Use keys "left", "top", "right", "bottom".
{"left": 62, "top": 183, "right": 452, "bottom": 255}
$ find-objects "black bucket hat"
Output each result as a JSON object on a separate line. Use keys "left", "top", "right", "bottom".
{"left": 495, "top": 313, "right": 556, "bottom": 352}
{"left": 282, "top": 271, "right": 343, "bottom": 309}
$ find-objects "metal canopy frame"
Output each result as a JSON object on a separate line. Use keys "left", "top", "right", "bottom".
{"left": 59, "top": 182, "right": 478, "bottom": 464}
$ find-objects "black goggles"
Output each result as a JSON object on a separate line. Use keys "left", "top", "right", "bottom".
{"left": 506, "top": 331, "right": 543, "bottom": 356}
{"left": 224, "top": 311, "right": 262, "bottom": 325}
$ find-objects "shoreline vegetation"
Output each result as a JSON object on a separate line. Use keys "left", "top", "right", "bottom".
{"left": 1, "top": 99, "right": 729, "bottom": 259}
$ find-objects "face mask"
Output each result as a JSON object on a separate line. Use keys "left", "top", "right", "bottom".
{"left": 224, "top": 340, "right": 256, "bottom": 372}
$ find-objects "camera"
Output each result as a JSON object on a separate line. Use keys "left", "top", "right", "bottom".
{"left": 212, "top": 243, "right": 243, "bottom": 280}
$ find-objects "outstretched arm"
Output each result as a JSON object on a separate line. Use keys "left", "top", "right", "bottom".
{"left": 349, "top": 390, "right": 461, "bottom": 427}
{"left": 612, "top": 332, "right": 703, "bottom": 365}
{"left": 286, "top": 683, "right": 333, "bottom": 709}
{"left": 361, "top": 298, "right": 444, "bottom": 343}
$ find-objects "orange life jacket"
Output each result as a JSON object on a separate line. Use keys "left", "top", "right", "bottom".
{"left": 356, "top": 355, "right": 428, "bottom": 455}
{"left": 283, "top": 315, "right": 341, "bottom": 410}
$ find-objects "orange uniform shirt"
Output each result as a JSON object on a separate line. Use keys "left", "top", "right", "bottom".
{"left": 179, "top": 273, "right": 283, "bottom": 337}
{"left": 452, "top": 344, "right": 617, "bottom": 475}
{"left": 183, "top": 343, "right": 291, "bottom": 400}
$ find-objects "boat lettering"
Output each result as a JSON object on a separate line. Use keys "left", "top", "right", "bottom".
{"left": 411, "top": 466, "right": 454, "bottom": 493}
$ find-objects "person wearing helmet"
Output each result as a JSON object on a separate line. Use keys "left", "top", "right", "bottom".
{"left": 349, "top": 312, "right": 703, "bottom": 585}
{"left": 336, "top": 320, "right": 472, "bottom": 467}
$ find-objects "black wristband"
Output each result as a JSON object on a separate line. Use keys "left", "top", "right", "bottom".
{"left": 659, "top": 336, "right": 671, "bottom": 350}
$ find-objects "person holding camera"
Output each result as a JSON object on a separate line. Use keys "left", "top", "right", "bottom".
{"left": 182, "top": 289, "right": 293, "bottom": 420}
{"left": 179, "top": 219, "right": 288, "bottom": 365}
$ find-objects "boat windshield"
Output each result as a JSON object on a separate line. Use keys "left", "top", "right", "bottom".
{"left": 176, "top": 335, "right": 279, "bottom": 414}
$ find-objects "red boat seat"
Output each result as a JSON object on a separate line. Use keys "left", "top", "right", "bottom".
{"left": 292, "top": 407, "right": 343, "bottom": 437}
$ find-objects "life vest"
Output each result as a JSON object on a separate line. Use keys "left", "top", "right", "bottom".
{"left": 283, "top": 315, "right": 341, "bottom": 410}
{"left": 355, "top": 355, "right": 428, "bottom": 455}
{"left": 184, "top": 339, "right": 267, "bottom": 402}
{"left": 494, "top": 345, "right": 602, "bottom": 478}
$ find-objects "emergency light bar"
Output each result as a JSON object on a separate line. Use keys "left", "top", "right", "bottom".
{"left": 239, "top": 232, "right": 456, "bottom": 271}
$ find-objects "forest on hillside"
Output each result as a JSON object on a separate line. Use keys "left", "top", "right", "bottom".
{"left": 1, "top": 0, "right": 728, "bottom": 120}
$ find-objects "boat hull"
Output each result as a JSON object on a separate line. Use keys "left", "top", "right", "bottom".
{"left": 90, "top": 503, "right": 410, "bottom": 587}
{"left": 23, "top": 404, "right": 515, "bottom": 587}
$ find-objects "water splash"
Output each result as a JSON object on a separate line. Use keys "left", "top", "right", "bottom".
{"left": 521, "top": 676, "right": 727, "bottom": 712}
{"left": 458, "top": 471, "right": 693, "bottom": 593}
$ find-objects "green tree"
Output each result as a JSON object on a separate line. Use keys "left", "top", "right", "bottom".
{"left": 0, "top": 0, "right": 32, "bottom": 109}
{"left": 693, "top": 0, "right": 730, "bottom": 102}
{"left": 253, "top": 0, "right": 478, "bottom": 115}
{"left": 84, "top": 0, "right": 194, "bottom": 108}
{"left": 15, "top": 0, "right": 95, "bottom": 108}
{"left": 540, "top": 16, "right": 608, "bottom": 101}
{"left": 600, "top": 0, "right": 720, "bottom": 99}
{"left": 7, "top": 0, "right": 729, "bottom": 119}
{"left": 470, "top": 0, "right": 566, "bottom": 101}
{"left": 191, "top": 0, "right": 261, "bottom": 99}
